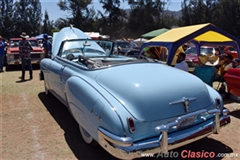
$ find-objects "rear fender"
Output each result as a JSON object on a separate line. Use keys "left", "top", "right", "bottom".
{"left": 65, "top": 76, "right": 125, "bottom": 141}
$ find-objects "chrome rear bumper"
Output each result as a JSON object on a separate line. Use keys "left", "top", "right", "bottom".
{"left": 98, "top": 109, "right": 230, "bottom": 160}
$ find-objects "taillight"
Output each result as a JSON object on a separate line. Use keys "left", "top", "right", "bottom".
{"left": 215, "top": 98, "right": 220, "bottom": 108}
{"left": 127, "top": 117, "right": 135, "bottom": 133}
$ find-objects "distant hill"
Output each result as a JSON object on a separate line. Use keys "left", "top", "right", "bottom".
{"left": 164, "top": 10, "right": 182, "bottom": 19}
{"left": 125, "top": 9, "right": 182, "bottom": 19}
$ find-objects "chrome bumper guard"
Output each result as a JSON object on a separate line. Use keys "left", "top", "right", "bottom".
{"left": 98, "top": 109, "right": 230, "bottom": 160}
{"left": 7, "top": 59, "right": 42, "bottom": 65}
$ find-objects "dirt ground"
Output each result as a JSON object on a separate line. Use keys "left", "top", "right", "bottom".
{"left": 0, "top": 65, "right": 240, "bottom": 160}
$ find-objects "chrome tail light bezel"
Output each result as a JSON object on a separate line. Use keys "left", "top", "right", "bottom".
{"left": 127, "top": 117, "right": 135, "bottom": 133}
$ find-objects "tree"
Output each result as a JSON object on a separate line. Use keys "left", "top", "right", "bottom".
{"left": 42, "top": 10, "right": 55, "bottom": 34}
{"left": 54, "top": 18, "right": 70, "bottom": 30}
{"left": 13, "top": 0, "right": 42, "bottom": 37}
{"left": 180, "top": 0, "right": 240, "bottom": 38}
{"left": 127, "top": 0, "right": 168, "bottom": 38}
{"left": 0, "top": 0, "right": 15, "bottom": 38}
{"left": 28, "top": 0, "right": 42, "bottom": 35}
{"left": 57, "top": 0, "right": 96, "bottom": 31}
{"left": 212, "top": 0, "right": 240, "bottom": 38}
{"left": 99, "top": 0, "right": 126, "bottom": 39}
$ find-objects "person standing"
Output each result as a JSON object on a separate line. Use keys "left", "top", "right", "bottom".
{"left": 42, "top": 34, "right": 52, "bottom": 58}
{"left": 0, "top": 36, "right": 5, "bottom": 72}
{"left": 174, "top": 52, "right": 189, "bottom": 72}
{"left": 19, "top": 32, "right": 33, "bottom": 81}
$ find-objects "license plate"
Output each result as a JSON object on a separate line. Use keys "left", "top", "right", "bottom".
{"left": 177, "top": 116, "right": 195, "bottom": 130}
{"left": 14, "top": 62, "right": 19, "bottom": 64}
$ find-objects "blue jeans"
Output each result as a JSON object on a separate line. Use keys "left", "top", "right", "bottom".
{"left": 21, "top": 58, "right": 33, "bottom": 79}
{"left": 0, "top": 55, "right": 4, "bottom": 70}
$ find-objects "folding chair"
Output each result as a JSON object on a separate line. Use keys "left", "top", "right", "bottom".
{"left": 193, "top": 66, "right": 214, "bottom": 87}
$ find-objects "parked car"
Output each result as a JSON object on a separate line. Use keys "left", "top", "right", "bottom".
{"left": 40, "top": 26, "right": 230, "bottom": 160}
{"left": 224, "top": 68, "right": 240, "bottom": 97}
{"left": 6, "top": 38, "right": 44, "bottom": 68}
{"left": 184, "top": 46, "right": 223, "bottom": 67}
{"left": 113, "top": 40, "right": 140, "bottom": 57}
{"left": 223, "top": 46, "right": 238, "bottom": 58}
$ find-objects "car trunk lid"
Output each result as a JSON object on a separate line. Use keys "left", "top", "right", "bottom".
{"left": 96, "top": 63, "right": 213, "bottom": 122}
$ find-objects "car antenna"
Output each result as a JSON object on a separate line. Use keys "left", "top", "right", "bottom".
{"left": 70, "top": 24, "right": 75, "bottom": 34}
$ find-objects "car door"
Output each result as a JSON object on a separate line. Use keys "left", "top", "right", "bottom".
{"left": 47, "top": 57, "right": 68, "bottom": 104}
{"left": 58, "top": 59, "right": 75, "bottom": 104}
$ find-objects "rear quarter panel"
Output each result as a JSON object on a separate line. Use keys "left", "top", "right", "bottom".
{"left": 65, "top": 76, "right": 130, "bottom": 141}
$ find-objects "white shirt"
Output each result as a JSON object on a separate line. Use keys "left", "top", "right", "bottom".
{"left": 224, "top": 63, "right": 232, "bottom": 71}
{"left": 174, "top": 61, "right": 189, "bottom": 72}
{"left": 217, "top": 62, "right": 233, "bottom": 75}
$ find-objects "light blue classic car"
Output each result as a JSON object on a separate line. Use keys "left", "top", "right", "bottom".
{"left": 40, "top": 26, "right": 230, "bottom": 159}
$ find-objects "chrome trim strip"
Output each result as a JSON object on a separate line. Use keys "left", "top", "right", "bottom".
{"left": 169, "top": 97, "right": 196, "bottom": 112}
{"left": 97, "top": 108, "right": 230, "bottom": 160}
{"left": 169, "top": 97, "right": 196, "bottom": 105}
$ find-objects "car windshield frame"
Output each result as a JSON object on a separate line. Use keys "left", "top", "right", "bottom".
{"left": 56, "top": 39, "right": 154, "bottom": 70}
{"left": 58, "top": 39, "right": 114, "bottom": 58}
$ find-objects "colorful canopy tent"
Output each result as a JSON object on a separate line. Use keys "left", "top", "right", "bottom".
{"left": 139, "top": 23, "right": 240, "bottom": 65}
{"left": 84, "top": 32, "right": 100, "bottom": 40}
{"left": 35, "top": 34, "right": 52, "bottom": 40}
{"left": 141, "top": 28, "right": 169, "bottom": 39}
{"left": 133, "top": 38, "right": 148, "bottom": 47}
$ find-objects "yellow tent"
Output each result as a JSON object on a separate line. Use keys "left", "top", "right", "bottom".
{"left": 140, "top": 23, "right": 240, "bottom": 65}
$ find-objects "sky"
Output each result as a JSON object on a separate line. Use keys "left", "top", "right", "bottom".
{"left": 40, "top": 0, "right": 183, "bottom": 21}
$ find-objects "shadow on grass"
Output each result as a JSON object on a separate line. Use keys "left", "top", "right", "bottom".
{"left": 15, "top": 79, "right": 32, "bottom": 83}
{"left": 38, "top": 92, "right": 116, "bottom": 160}
{"left": 5, "top": 64, "right": 40, "bottom": 72}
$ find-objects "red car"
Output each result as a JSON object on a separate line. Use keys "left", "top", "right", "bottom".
{"left": 223, "top": 46, "right": 238, "bottom": 58}
{"left": 224, "top": 68, "right": 240, "bottom": 97}
{"left": 184, "top": 46, "right": 223, "bottom": 67}
{"left": 6, "top": 38, "right": 44, "bottom": 67}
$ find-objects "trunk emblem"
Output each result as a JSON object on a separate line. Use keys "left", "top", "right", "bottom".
{"left": 169, "top": 97, "right": 196, "bottom": 112}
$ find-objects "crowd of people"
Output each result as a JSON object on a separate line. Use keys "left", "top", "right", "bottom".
{"left": 142, "top": 43, "right": 240, "bottom": 98}
{"left": 184, "top": 49, "right": 239, "bottom": 98}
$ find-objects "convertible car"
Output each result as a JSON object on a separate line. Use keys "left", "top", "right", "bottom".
{"left": 40, "top": 26, "right": 230, "bottom": 159}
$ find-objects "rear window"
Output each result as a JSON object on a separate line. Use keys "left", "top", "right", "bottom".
{"left": 200, "top": 47, "right": 214, "bottom": 55}
{"left": 116, "top": 42, "right": 131, "bottom": 48}
{"left": 185, "top": 47, "right": 196, "bottom": 54}
{"left": 185, "top": 47, "right": 215, "bottom": 55}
